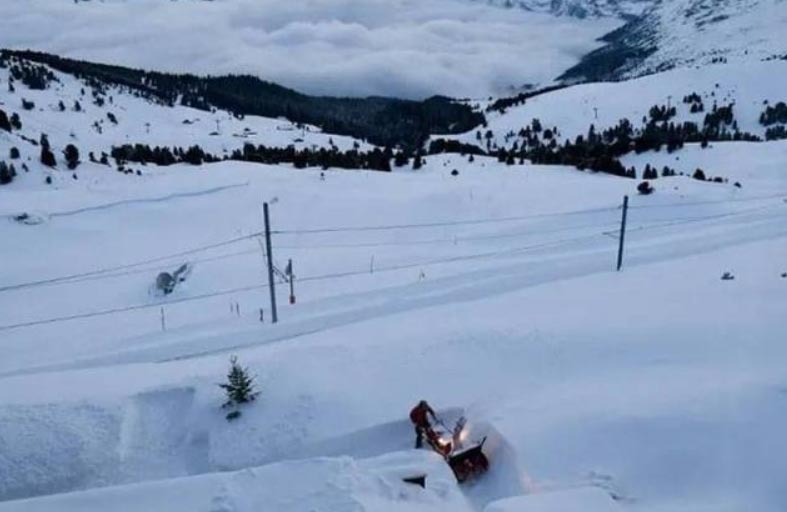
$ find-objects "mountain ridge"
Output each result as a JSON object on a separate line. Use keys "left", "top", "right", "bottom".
{"left": 561, "top": 0, "right": 787, "bottom": 81}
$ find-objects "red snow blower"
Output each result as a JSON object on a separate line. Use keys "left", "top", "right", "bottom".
{"left": 424, "top": 416, "right": 489, "bottom": 483}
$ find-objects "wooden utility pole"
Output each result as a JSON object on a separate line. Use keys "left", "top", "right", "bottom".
{"left": 617, "top": 195, "right": 629, "bottom": 271}
{"left": 287, "top": 259, "right": 296, "bottom": 305}
{"left": 263, "top": 202, "right": 278, "bottom": 323}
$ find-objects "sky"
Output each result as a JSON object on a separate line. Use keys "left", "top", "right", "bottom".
{"left": 0, "top": 0, "right": 619, "bottom": 99}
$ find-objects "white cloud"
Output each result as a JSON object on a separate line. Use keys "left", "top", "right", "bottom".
{"left": 0, "top": 0, "right": 620, "bottom": 99}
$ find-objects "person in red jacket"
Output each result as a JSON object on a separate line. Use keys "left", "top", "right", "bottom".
{"left": 410, "top": 400, "right": 437, "bottom": 448}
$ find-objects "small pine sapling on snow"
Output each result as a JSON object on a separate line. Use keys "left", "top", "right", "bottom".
{"left": 220, "top": 356, "right": 259, "bottom": 420}
{"left": 637, "top": 181, "right": 654, "bottom": 195}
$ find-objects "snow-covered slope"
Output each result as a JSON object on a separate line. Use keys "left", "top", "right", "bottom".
{"left": 1, "top": 129, "right": 786, "bottom": 509}
{"left": 449, "top": 60, "right": 787, "bottom": 178}
{"left": 563, "top": 0, "right": 787, "bottom": 81}
{"left": 477, "top": 0, "right": 654, "bottom": 19}
{"left": 0, "top": 59, "right": 372, "bottom": 189}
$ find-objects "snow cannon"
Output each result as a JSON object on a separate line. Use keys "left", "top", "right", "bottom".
{"left": 426, "top": 416, "right": 489, "bottom": 483}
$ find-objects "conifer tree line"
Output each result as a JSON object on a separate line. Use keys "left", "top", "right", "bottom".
{"left": 759, "top": 102, "right": 787, "bottom": 140}
{"left": 759, "top": 102, "right": 787, "bottom": 126}
{"left": 1, "top": 50, "right": 484, "bottom": 150}
{"left": 486, "top": 84, "right": 570, "bottom": 114}
{"left": 1, "top": 57, "right": 57, "bottom": 90}
{"left": 110, "top": 142, "right": 396, "bottom": 172}
{"left": 430, "top": 100, "right": 761, "bottom": 179}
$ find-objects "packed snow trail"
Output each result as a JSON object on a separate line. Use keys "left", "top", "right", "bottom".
{"left": 47, "top": 182, "right": 250, "bottom": 219}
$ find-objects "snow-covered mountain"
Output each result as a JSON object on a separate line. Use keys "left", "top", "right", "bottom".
{"left": 478, "top": 0, "right": 655, "bottom": 19}
{"left": 2, "top": 3, "right": 787, "bottom": 512}
{"left": 563, "top": 0, "right": 787, "bottom": 81}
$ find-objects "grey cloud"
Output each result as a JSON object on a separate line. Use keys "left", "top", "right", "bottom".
{"left": 0, "top": 0, "right": 620, "bottom": 99}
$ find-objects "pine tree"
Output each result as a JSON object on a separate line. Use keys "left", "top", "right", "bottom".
{"left": 220, "top": 356, "right": 259, "bottom": 409}
{"left": 412, "top": 152, "right": 423, "bottom": 170}
{"left": 637, "top": 180, "right": 654, "bottom": 195}
{"left": 393, "top": 150, "right": 408, "bottom": 167}
{"left": 0, "top": 161, "right": 13, "bottom": 185}
{"left": 39, "top": 134, "right": 56, "bottom": 167}
{"left": 41, "top": 146, "right": 56, "bottom": 168}
{"left": 64, "top": 144, "right": 80, "bottom": 170}
{"left": 0, "top": 109, "right": 10, "bottom": 132}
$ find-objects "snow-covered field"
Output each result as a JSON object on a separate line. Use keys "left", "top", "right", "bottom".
{"left": 1, "top": 55, "right": 787, "bottom": 512}
{"left": 2, "top": 146, "right": 786, "bottom": 510}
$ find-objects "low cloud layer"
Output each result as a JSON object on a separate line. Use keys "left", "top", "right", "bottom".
{"left": 0, "top": 0, "right": 619, "bottom": 99}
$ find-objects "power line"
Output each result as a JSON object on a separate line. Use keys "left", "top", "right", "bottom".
{"left": 271, "top": 194, "right": 787, "bottom": 236}
{"left": 2, "top": 202, "right": 783, "bottom": 331}
{"left": 26, "top": 248, "right": 262, "bottom": 289}
{"left": 0, "top": 231, "right": 263, "bottom": 293}
{"left": 3, "top": 196, "right": 782, "bottom": 295}
{"left": 0, "top": 230, "right": 606, "bottom": 332}
{"left": 0, "top": 212, "right": 622, "bottom": 294}
{"left": 628, "top": 192, "right": 787, "bottom": 210}
{"left": 623, "top": 202, "right": 785, "bottom": 234}
{"left": 298, "top": 232, "right": 607, "bottom": 284}
{"left": 274, "top": 219, "right": 621, "bottom": 249}
{"left": 272, "top": 205, "right": 618, "bottom": 235}
{"left": 0, "top": 282, "right": 271, "bottom": 332}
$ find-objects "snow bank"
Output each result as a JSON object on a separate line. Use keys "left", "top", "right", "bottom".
{"left": 0, "top": 451, "right": 471, "bottom": 512}
{"left": 0, "top": 386, "right": 209, "bottom": 501}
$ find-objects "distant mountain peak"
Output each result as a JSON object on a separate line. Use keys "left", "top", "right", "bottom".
{"left": 476, "top": 0, "right": 656, "bottom": 19}
{"left": 560, "top": 0, "right": 787, "bottom": 81}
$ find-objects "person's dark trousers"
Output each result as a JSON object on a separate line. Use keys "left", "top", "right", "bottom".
{"left": 415, "top": 426, "right": 424, "bottom": 448}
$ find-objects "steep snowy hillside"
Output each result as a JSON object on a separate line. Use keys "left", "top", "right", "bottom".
{"left": 477, "top": 0, "right": 654, "bottom": 19}
{"left": 562, "top": 0, "right": 787, "bottom": 81}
